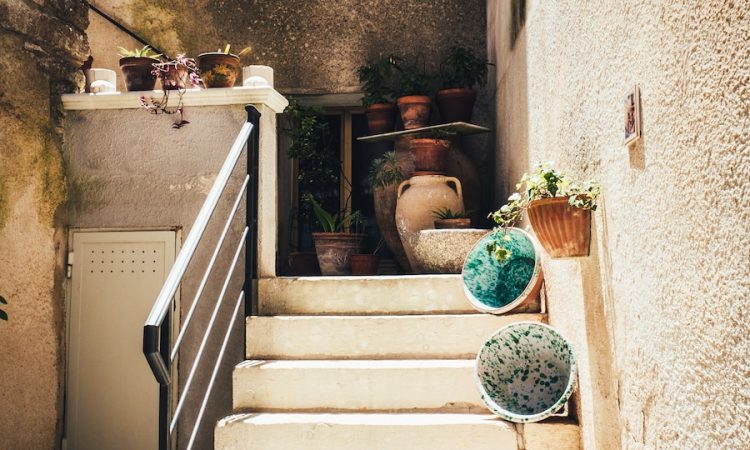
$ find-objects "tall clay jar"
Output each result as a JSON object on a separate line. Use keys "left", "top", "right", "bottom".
{"left": 526, "top": 197, "right": 591, "bottom": 257}
{"left": 395, "top": 175, "right": 464, "bottom": 272}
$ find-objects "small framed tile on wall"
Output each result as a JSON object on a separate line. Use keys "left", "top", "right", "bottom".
{"left": 624, "top": 84, "right": 642, "bottom": 146}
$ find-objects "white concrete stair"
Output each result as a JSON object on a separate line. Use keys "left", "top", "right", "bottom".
{"left": 246, "top": 313, "right": 545, "bottom": 359}
{"left": 233, "top": 359, "right": 484, "bottom": 412}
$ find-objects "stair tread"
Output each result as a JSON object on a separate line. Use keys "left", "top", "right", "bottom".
{"left": 219, "top": 412, "right": 511, "bottom": 426}
{"left": 237, "top": 359, "right": 475, "bottom": 370}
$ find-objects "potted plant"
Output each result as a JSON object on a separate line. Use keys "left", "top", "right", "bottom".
{"left": 437, "top": 46, "right": 490, "bottom": 123}
{"left": 432, "top": 207, "right": 471, "bottom": 229}
{"left": 118, "top": 45, "right": 162, "bottom": 91}
{"left": 410, "top": 137, "right": 451, "bottom": 173}
{"left": 487, "top": 162, "right": 601, "bottom": 259}
{"left": 141, "top": 54, "right": 202, "bottom": 128}
{"left": 308, "top": 196, "right": 367, "bottom": 276}
{"left": 369, "top": 151, "right": 410, "bottom": 271}
{"left": 392, "top": 57, "right": 434, "bottom": 129}
{"left": 198, "top": 44, "right": 251, "bottom": 88}
{"left": 357, "top": 57, "right": 397, "bottom": 135}
{"left": 350, "top": 238, "right": 384, "bottom": 276}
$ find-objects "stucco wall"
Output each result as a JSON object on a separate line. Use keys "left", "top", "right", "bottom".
{"left": 64, "top": 104, "right": 254, "bottom": 450}
{"left": 0, "top": 1, "right": 88, "bottom": 448}
{"left": 489, "top": 1, "right": 750, "bottom": 449}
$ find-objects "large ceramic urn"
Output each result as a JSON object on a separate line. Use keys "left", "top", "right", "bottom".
{"left": 395, "top": 175, "right": 464, "bottom": 272}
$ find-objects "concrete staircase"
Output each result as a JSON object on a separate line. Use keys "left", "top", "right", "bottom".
{"left": 215, "top": 275, "right": 580, "bottom": 449}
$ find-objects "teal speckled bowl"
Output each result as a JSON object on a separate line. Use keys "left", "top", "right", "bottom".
{"left": 461, "top": 228, "right": 543, "bottom": 314}
{"left": 475, "top": 322, "right": 577, "bottom": 423}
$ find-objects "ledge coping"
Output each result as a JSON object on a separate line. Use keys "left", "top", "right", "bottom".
{"left": 62, "top": 86, "right": 289, "bottom": 113}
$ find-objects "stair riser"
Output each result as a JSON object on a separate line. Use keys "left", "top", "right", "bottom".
{"left": 246, "top": 314, "right": 544, "bottom": 359}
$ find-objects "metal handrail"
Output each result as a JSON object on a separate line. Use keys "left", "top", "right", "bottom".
{"left": 143, "top": 121, "right": 253, "bottom": 386}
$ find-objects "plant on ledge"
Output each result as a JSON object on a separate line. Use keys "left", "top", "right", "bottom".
{"left": 198, "top": 44, "right": 252, "bottom": 88}
{"left": 140, "top": 54, "right": 202, "bottom": 128}
{"left": 432, "top": 207, "right": 471, "bottom": 229}
{"left": 390, "top": 56, "right": 435, "bottom": 130}
{"left": 356, "top": 56, "right": 397, "bottom": 135}
{"left": 118, "top": 45, "right": 163, "bottom": 92}
{"left": 437, "top": 45, "right": 491, "bottom": 123}
{"left": 487, "top": 162, "right": 600, "bottom": 260}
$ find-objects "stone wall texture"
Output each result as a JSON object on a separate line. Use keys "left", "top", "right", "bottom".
{"left": 0, "top": 1, "right": 88, "bottom": 449}
{"left": 489, "top": 1, "right": 750, "bottom": 449}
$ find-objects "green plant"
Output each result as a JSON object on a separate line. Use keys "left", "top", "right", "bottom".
{"left": 118, "top": 45, "right": 162, "bottom": 59}
{"left": 487, "top": 162, "right": 601, "bottom": 261}
{"left": 368, "top": 151, "right": 404, "bottom": 190}
{"left": 391, "top": 56, "right": 434, "bottom": 97}
{"left": 215, "top": 44, "right": 252, "bottom": 57}
{"left": 432, "top": 207, "right": 469, "bottom": 220}
{"left": 307, "top": 195, "right": 365, "bottom": 233}
{"left": 0, "top": 295, "right": 7, "bottom": 321}
{"left": 440, "top": 46, "right": 489, "bottom": 90}
{"left": 356, "top": 56, "right": 396, "bottom": 106}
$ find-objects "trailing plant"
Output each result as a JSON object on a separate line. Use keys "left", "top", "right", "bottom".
{"left": 368, "top": 151, "right": 404, "bottom": 190}
{"left": 390, "top": 56, "right": 434, "bottom": 97}
{"left": 440, "top": 45, "right": 490, "bottom": 90}
{"left": 307, "top": 195, "right": 365, "bottom": 233}
{"left": 486, "top": 162, "right": 601, "bottom": 261}
{"left": 432, "top": 207, "right": 470, "bottom": 220}
{"left": 140, "top": 54, "right": 202, "bottom": 128}
{"left": 0, "top": 295, "right": 7, "bottom": 321}
{"left": 118, "top": 45, "right": 162, "bottom": 59}
{"left": 356, "top": 56, "right": 396, "bottom": 106}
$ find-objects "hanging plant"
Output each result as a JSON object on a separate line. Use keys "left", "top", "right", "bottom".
{"left": 139, "top": 54, "right": 202, "bottom": 128}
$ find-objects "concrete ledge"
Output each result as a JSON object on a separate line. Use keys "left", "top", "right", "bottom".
{"left": 246, "top": 313, "right": 545, "bottom": 359}
{"left": 61, "top": 86, "right": 288, "bottom": 113}
{"left": 233, "top": 359, "right": 484, "bottom": 412}
{"left": 258, "top": 275, "right": 541, "bottom": 315}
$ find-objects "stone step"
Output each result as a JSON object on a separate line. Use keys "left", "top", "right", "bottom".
{"left": 257, "top": 275, "right": 541, "bottom": 315}
{"left": 246, "top": 313, "right": 545, "bottom": 359}
{"left": 215, "top": 413, "right": 580, "bottom": 450}
{"left": 233, "top": 359, "right": 485, "bottom": 412}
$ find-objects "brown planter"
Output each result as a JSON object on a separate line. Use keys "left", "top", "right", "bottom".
{"left": 434, "top": 218, "right": 471, "bottom": 229}
{"left": 410, "top": 138, "right": 450, "bottom": 173}
{"left": 198, "top": 52, "right": 240, "bottom": 88}
{"left": 436, "top": 88, "right": 477, "bottom": 123}
{"left": 287, "top": 251, "right": 321, "bottom": 276}
{"left": 365, "top": 103, "right": 396, "bottom": 135}
{"left": 396, "top": 95, "right": 431, "bottom": 129}
{"left": 350, "top": 254, "right": 379, "bottom": 276}
{"left": 312, "top": 232, "right": 366, "bottom": 276}
{"left": 527, "top": 197, "right": 592, "bottom": 257}
{"left": 119, "top": 57, "right": 159, "bottom": 92}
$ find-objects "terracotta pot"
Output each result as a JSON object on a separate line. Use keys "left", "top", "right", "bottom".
{"left": 365, "top": 103, "right": 396, "bottom": 135}
{"left": 287, "top": 251, "right": 321, "bottom": 276}
{"left": 160, "top": 63, "right": 190, "bottom": 90}
{"left": 197, "top": 52, "right": 240, "bottom": 88}
{"left": 312, "top": 232, "right": 366, "bottom": 276}
{"left": 410, "top": 138, "right": 450, "bottom": 173}
{"left": 350, "top": 254, "right": 380, "bottom": 276}
{"left": 373, "top": 185, "right": 411, "bottom": 272}
{"left": 436, "top": 88, "right": 477, "bottom": 123}
{"left": 395, "top": 175, "right": 464, "bottom": 273}
{"left": 434, "top": 218, "right": 471, "bottom": 229}
{"left": 119, "top": 57, "right": 159, "bottom": 92}
{"left": 396, "top": 95, "right": 431, "bottom": 129}
{"left": 527, "top": 197, "right": 592, "bottom": 257}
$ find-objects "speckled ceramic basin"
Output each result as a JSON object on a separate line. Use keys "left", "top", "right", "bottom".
{"left": 414, "top": 229, "right": 488, "bottom": 273}
{"left": 475, "top": 322, "right": 577, "bottom": 423}
{"left": 461, "top": 228, "right": 543, "bottom": 314}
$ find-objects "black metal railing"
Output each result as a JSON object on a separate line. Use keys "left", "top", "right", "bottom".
{"left": 143, "top": 105, "right": 260, "bottom": 450}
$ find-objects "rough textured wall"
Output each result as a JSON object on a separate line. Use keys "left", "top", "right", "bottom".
{"left": 490, "top": 1, "right": 750, "bottom": 449}
{"left": 65, "top": 105, "right": 251, "bottom": 450}
{"left": 0, "top": 1, "right": 88, "bottom": 448}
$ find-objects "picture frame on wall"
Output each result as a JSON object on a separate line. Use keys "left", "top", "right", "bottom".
{"left": 624, "top": 84, "right": 642, "bottom": 145}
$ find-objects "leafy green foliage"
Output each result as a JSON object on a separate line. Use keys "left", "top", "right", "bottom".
{"left": 432, "top": 207, "right": 469, "bottom": 220}
{"left": 118, "top": 45, "right": 162, "bottom": 59}
{"left": 306, "top": 195, "right": 366, "bottom": 233}
{"left": 0, "top": 295, "right": 7, "bottom": 321}
{"left": 356, "top": 57, "right": 396, "bottom": 106}
{"left": 440, "top": 46, "right": 489, "bottom": 89}
{"left": 368, "top": 152, "right": 404, "bottom": 190}
{"left": 390, "top": 56, "right": 434, "bottom": 97}
{"left": 487, "top": 162, "right": 601, "bottom": 261}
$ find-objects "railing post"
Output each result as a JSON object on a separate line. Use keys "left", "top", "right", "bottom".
{"left": 245, "top": 104, "right": 261, "bottom": 316}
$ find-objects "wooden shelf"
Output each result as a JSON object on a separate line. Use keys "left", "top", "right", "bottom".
{"left": 357, "top": 122, "right": 492, "bottom": 143}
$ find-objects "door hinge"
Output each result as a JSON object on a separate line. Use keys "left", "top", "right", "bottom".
{"left": 66, "top": 251, "right": 74, "bottom": 278}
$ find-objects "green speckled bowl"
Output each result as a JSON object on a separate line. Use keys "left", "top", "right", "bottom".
{"left": 475, "top": 322, "right": 577, "bottom": 423}
{"left": 461, "top": 228, "right": 543, "bottom": 314}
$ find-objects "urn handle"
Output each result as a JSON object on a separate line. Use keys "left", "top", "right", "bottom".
{"left": 444, "top": 177, "right": 463, "bottom": 202}
{"left": 397, "top": 179, "right": 412, "bottom": 199}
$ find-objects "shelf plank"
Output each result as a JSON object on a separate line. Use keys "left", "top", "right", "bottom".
{"left": 357, "top": 122, "right": 492, "bottom": 142}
